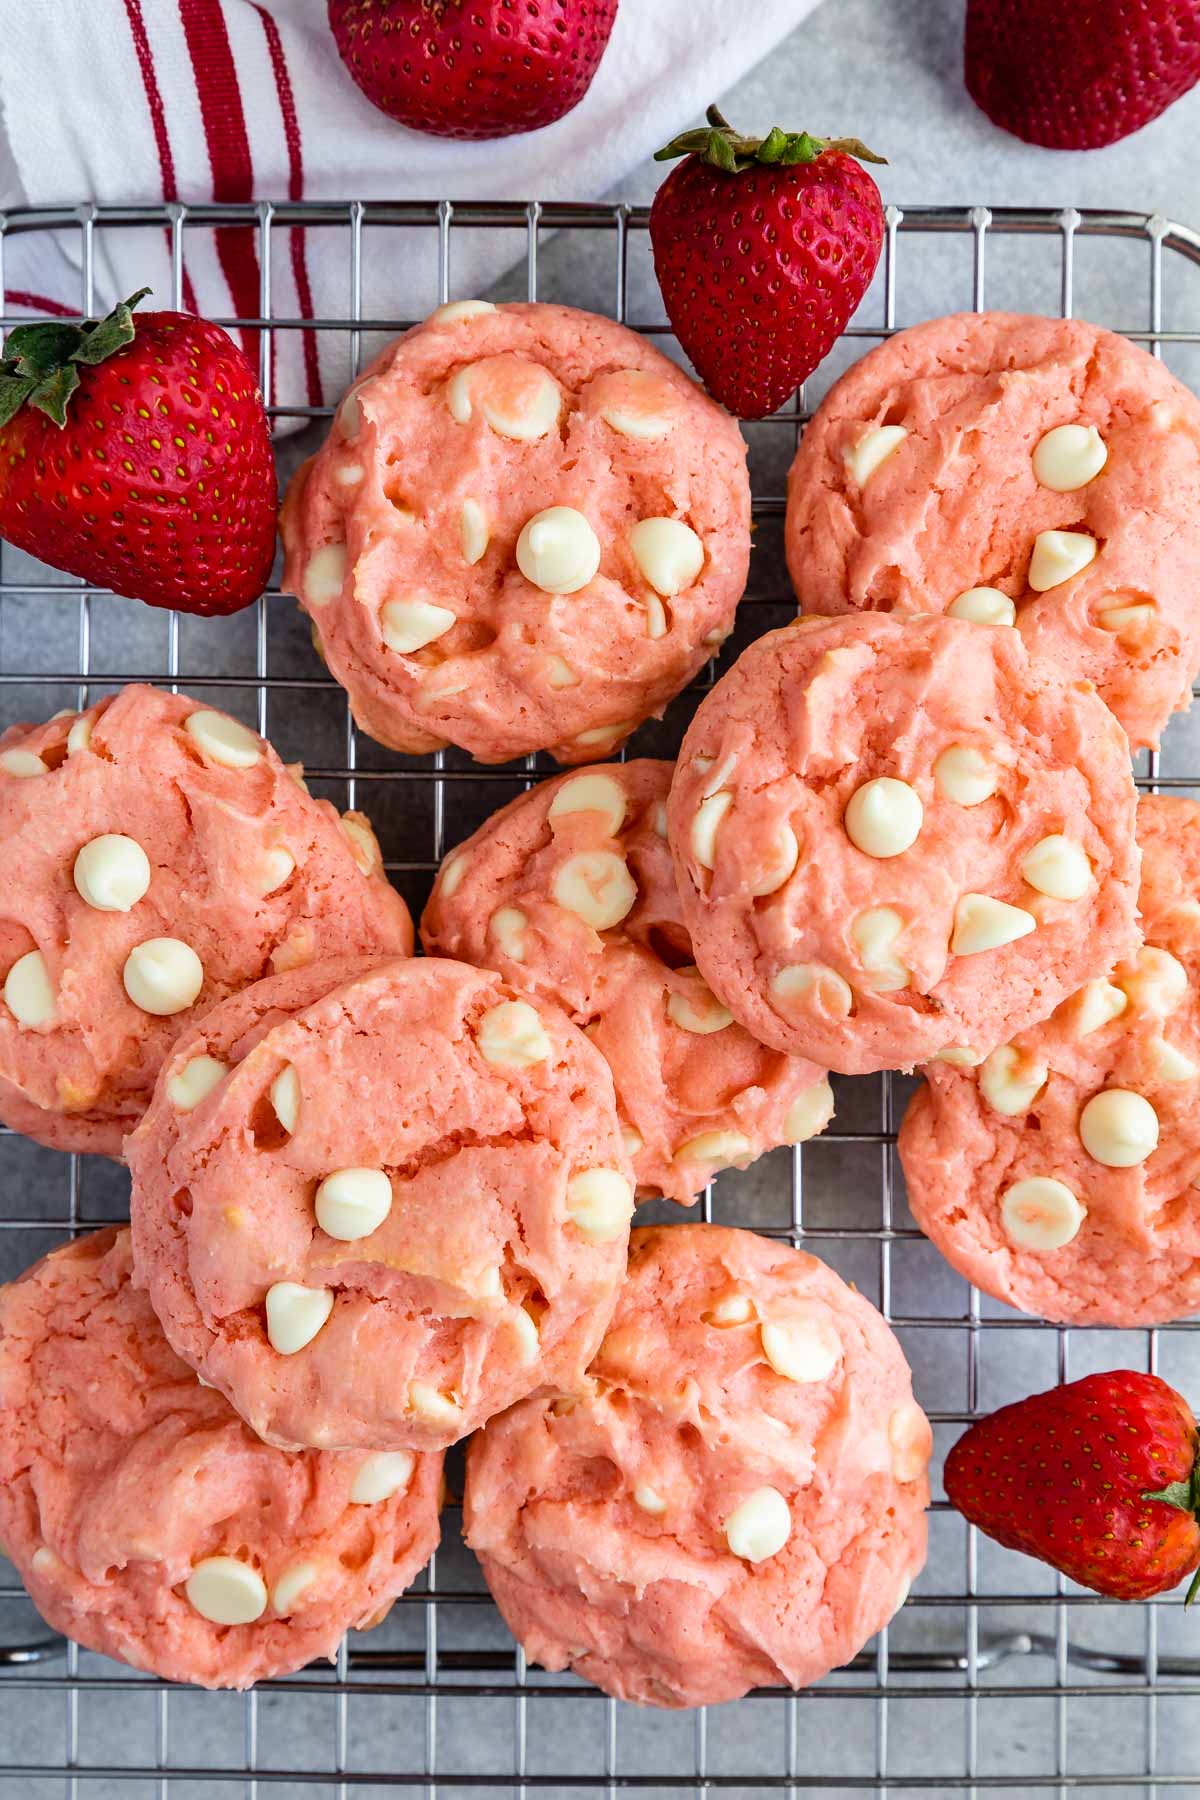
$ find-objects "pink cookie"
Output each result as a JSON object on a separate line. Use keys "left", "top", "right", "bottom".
{"left": 784, "top": 311, "right": 1200, "bottom": 749}
{"left": 279, "top": 300, "right": 750, "bottom": 765}
{"left": 0, "top": 685, "right": 412, "bottom": 1156}
{"left": 900, "top": 795, "right": 1200, "bottom": 1327}
{"left": 128, "top": 956, "right": 634, "bottom": 1452}
{"left": 667, "top": 612, "right": 1140, "bottom": 1076}
{"left": 0, "top": 1229, "right": 442, "bottom": 1689}
{"left": 420, "top": 760, "right": 834, "bottom": 1205}
{"left": 465, "top": 1223, "right": 930, "bottom": 1709}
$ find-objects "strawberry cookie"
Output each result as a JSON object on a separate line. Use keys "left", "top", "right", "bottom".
{"left": 0, "top": 1230, "right": 442, "bottom": 1689}
{"left": 128, "top": 956, "right": 633, "bottom": 1452}
{"left": 785, "top": 311, "right": 1200, "bottom": 748}
{"left": 420, "top": 760, "right": 834, "bottom": 1204}
{"left": 465, "top": 1223, "right": 930, "bottom": 1708}
{"left": 900, "top": 795, "right": 1200, "bottom": 1326}
{"left": 279, "top": 300, "right": 750, "bottom": 765}
{"left": 0, "top": 686, "right": 411, "bottom": 1156}
{"left": 667, "top": 612, "right": 1139, "bottom": 1076}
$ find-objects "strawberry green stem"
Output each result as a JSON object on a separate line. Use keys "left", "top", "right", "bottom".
{"left": 1142, "top": 1462, "right": 1200, "bottom": 1607}
{"left": 654, "top": 103, "right": 885, "bottom": 173}
{"left": 0, "top": 288, "right": 151, "bottom": 430}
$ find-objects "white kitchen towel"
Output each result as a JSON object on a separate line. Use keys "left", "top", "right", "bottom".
{"left": 0, "top": 0, "right": 813, "bottom": 422}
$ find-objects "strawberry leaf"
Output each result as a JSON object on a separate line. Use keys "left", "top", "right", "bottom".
{"left": 0, "top": 288, "right": 150, "bottom": 432}
{"left": 4, "top": 323, "right": 80, "bottom": 379}
{"left": 0, "top": 372, "right": 38, "bottom": 430}
{"left": 72, "top": 289, "right": 150, "bottom": 366}
{"left": 28, "top": 365, "right": 80, "bottom": 427}
{"left": 1142, "top": 1477, "right": 1198, "bottom": 1513}
{"left": 653, "top": 108, "right": 885, "bottom": 172}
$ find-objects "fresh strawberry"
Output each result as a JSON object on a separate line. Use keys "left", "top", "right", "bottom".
{"left": 945, "top": 1371, "right": 1200, "bottom": 1602}
{"left": 0, "top": 290, "right": 276, "bottom": 616}
{"left": 648, "top": 107, "right": 885, "bottom": 421}
{"left": 965, "top": 0, "right": 1200, "bottom": 150}
{"left": 327, "top": 0, "right": 619, "bottom": 139}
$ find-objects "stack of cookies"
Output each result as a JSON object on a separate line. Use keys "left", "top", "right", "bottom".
{"left": 2, "top": 295, "right": 1196, "bottom": 1708}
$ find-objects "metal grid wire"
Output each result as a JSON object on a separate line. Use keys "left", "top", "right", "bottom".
{"left": 1, "top": 198, "right": 1200, "bottom": 1795}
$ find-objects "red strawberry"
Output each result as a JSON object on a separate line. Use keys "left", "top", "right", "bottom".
{"left": 0, "top": 291, "right": 276, "bottom": 617}
{"left": 649, "top": 108, "right": 885, "bottom": 421}
{"left": 965, "top": 0, "right": 1200, "bottom": 150}
{"left": 327, "top": 0, "right": 618, "bottom": 139}
{"left": 945, "top": 1371, "right": 1200, "bottom": 1602}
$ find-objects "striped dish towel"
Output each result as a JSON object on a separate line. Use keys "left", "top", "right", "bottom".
{"left": 0, "top": 0, "right": 813, "bottom": 427}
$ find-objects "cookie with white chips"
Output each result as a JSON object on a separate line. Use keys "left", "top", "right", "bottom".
{"left": 0, "top": 685, "right": 412, "bottom": 1155}
{"left": 421, "top": 760, "right": 834, "bottom": 1205}
{"left": 0, "top": 1229, "right": 442, "bottom": 1689}
{"left": 465, "top": 1223, "right": 930, "bottom": 1708}
{"left": 900, "top": 796, "right": 1200, "bottom": 1326}
{"left": 785, "top": 311, "right": 1200, "bottom": 749}
{"left": 279, "top": 300, "right": 750, "bottom": 765}
{"left": 128, "top": 956, "right": 633, "bottom": 1452}
{"left": 666, "top": 611, "right": 1140, "bottom": 1076}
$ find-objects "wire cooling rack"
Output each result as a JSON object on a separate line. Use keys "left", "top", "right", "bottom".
{"left": 2, "top": 199, "right": 1200, "bottom": 1797}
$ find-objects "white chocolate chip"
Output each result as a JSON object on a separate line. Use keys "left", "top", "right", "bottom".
{"left": 337, "top": 388, "right": 362, "bottom": 439}
{"left": 1078, "top": 1088, "right": 1159, "bottom": 1167}
{"left": 167, "top": 1055, "right": 227, "bottom": 1112}
{"left": 265, "top": 1282, "right": 334, "bottom": 1355}
{"left": 572, "top": 720, "right": 633, "bottom": 748}
{"left": 0, "top": 748, "right": 46, "bottom": 777}
{"left": 476, "top": 999, "right": 551, "bottom": 1069}
{"left": 439, "top": 849, "right": 467, "bottom": 898}
{"left": 746, "top": 823, "right": 800, "bottom": 898}
{"left": 761, "top": 1315, "right": 840, "bottom": 1383}
{"left": 933, "top": 1045, "right": 984, "bottom": 1067}
{"left": 844, "top": 424, "right": 906, "bottom": 487}
{"left": 889, "top": 1402, "right": 931, "bottom": 1483}
{"left": 184, "top": 711, "right": 262, "bottom": 770}
{"left": 544, "top": 655, "right": 578, "bottom": 689}
{"left": 304, "top": 543, "right": 347, "bottom": 608}
{"left": 667, "top": 972, "right": 733, "bottom": 1035}
{"left": 598, "top": 369, "right": 676, "bottom": 439}
{"left": 185, "top": 1556, "right": 267, "bottom": 1626}
{"left": 1001, "top": 1176, "right": 1086, "bottom": 1250}
{"left": 621, "top": 1124, "right": 644, "bottom": 1157}
{"left": 772, "top": 963, "right": 854, "bottom": 1018}
{"left": 30, "top": 1546, "right": 59, "bottom": 1577}
{"left": 1150, "top": 1038, "right": 1198, "bottom": 1082}
{"left": 72, "top": 834, "right": 151, "bottom": 912}
{"left": 1021, "top": 835, "right": 1091, "bottom": 901}
{"left": 1033, "top": 423, "right": 1107, "bottom": 492}
{"left": 851, "top": 907, "right": 910, "bottom": 993}
{"left": 565, "top": 1167, "right": 634, "bottom": 1241}
{"left": 350, "top": 1450, "right": 415, "bottom": 1503}
{"left": 123, "top": 939, "right": 203, "bottom": 1016}
{"left": 67, "top": 715, "right": 93, "bottom": 756}
{"left": 628, "top": 517, "right": 704, "bottom": 597}
{"left": 634, "top": 1483, "right": 667, "bottom": 1514}
{"left": 980, "top": 1044, "right": 1048, "bottom": 1116}
{"left": 259, "top": 845, "right": 297, "bottom": 893}
{"left": 951, "top": 895, "right": 1037, "bottom": 956}
{"left": 934, "top": 745, "right": 998, "bottom": 807}
{"left": 270, "top": 1064, "right": 301, "bottom": 1134}
{"left": 271, "top": 1561, "right": 319, "bottom": 1617}
{"left": 1119, "top": 946, "right": 1188, "bottom": 1016}
{"left": 548, "top": 772, "right": 626, "bottom": 837}
{"left": 783, "top": 1078, "right": 836, "bottom": 1144}
{"left": 315, "top": 1167, "right": 393, "bottom": 1241}
{"left": 1068, "top": 980, "right": 1127, "bottom": 1041}
{"left": 450, "top": 358, "right": 560, "bottom": 438}
{"left": 460, "top": 498, "right": 489, "bottom": 565}
{"left": 690, "top": 790, "right": 732, "bottom": 870}
{"left": 705, "top": 1291, "right": 753, "bottom": 1326}
{"left": 1098, "top": 601, "right": 1156, "bottom": 636}
{"left": 516, "top": 507, "right": 600, "bottom": 595}
{"left": 489, "top": 906, "right": 528, "bottom": 962}
{"left": 843, "top": 777, "right": 923, "bottom": 859}
{"left": 334, "top": 462, "right": 363, "bottom": 487}
{"left": 673, "top": 1128, "right": 753, "bottom": 1169}
{"left": 552, "top": 849, "right": 636, "bottom": 930}
{"left": 725, "top": 1486, "right": 791, "bottom": 1563}
{"left": 340, "top": 816, "right": 378, "bottom": 876}
{"left": 429, "top": 299, "right": 496, "bottom": 326}
{"left": 4, "top": 950, "right": 57, "bottom": 1028}
{"left": 381, "top": 597, "right": 457, "bottom": 653}
{"left": 510, "top": 1305, "right": 540, "bottom": 1366}
{"left": 1028, "top": 529, "right": 1097, "bottom": 591}
{"left": 409, "top": 1382, "right": 460, "bottom": 1424}
{"left": 645, "top": 595, "right": 668, "bottom": 638}
{"left": 948, "top": 586, "right": 1016, "bottom": 626}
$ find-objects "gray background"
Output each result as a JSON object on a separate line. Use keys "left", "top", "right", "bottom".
{"left": 4, "top": 0, "right": 1200, "bottom": 1794}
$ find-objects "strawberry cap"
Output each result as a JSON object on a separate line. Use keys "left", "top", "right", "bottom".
{"left": 654, "top": 104, "right": 885, "bottom": 175}
{"left": 0, "top": 288, "right": 151, "bottom": 430}
{"left": 1143, "top": 1466, "right": 1200, "bottom": 1606}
